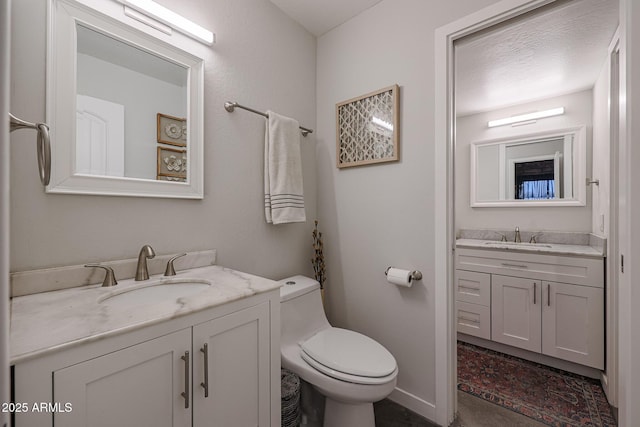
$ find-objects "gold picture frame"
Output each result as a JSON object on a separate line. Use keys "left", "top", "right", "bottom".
{"left": 157, "top": 146, "right": 187, "bottom": 182}
{"left": 157, "top": 113, "right": 187, "bottom": 147}
{"left": 336, "top": 84, "right": 399, "bottom": 168}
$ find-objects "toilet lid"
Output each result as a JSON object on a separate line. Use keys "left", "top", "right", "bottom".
{"left": 300, "top": 328, "right": 397, "bottom": 378}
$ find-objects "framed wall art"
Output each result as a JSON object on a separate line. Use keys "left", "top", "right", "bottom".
{"left": 157, "top": 113, "right": 187, "bottom": 147}
{"left": 335, "top": 84, "right": 399, "bottom": 168}
{"left": 157, "top": 146, "right": 187, "bottom": 182}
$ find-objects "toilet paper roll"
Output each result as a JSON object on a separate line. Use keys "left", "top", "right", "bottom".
{"left": 386, "top": 268, "right": 413, "bottom": 287}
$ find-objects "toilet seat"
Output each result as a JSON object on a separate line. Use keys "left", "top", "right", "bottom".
{"left": 300, "top": 328, "right": 397, "bottom": 385}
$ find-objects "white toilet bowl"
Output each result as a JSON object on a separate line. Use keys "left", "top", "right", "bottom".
{"left": 279, "top": 276, "right": 398, "bottom": 427}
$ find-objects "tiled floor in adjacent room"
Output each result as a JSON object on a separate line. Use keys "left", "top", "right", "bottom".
{"left": 374, "top": 391, "right": 547, "bottom": 427}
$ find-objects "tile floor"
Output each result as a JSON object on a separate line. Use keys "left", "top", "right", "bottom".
{"left": 374, "top": 391, "right": 547, "bottom": 427}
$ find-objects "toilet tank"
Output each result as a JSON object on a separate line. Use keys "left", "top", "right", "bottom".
{"left": 279, "top": 276, "right": 330, "bottom": 345}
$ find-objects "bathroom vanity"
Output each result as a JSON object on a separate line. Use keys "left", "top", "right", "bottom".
{"left": 455, "top": 236, "right": 605, "bottom": 371}
{"left": 9, "top": 258, "right": 281, "bottom": 426}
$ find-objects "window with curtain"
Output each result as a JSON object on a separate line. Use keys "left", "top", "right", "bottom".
{"left": 514, "top": 159, "right": 556, "bottom": 200}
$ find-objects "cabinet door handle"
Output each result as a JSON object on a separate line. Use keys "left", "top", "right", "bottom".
{"left": 501, "top": 263, "right": 528, "bottom": 269}
{"left": 533, "top": 282, "right": 537, "bottom": 304}
{"left": 548, "top": 283, "right": 551, "bottom": 306}
{"left": 181, "top": 351, "right": 190, "bottom": 409}
{"left": 457, "top": 316, "right": 480, "bottom": 324}
{"left": 200, "top": 343, "right": 209, "bottom": 398}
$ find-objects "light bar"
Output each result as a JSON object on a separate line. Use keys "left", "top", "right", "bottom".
{"left": 488, "top": 107, "right": 565, "bottom": 128}
{"left": 124, "top": 0, "right": 215, "bottom": 45}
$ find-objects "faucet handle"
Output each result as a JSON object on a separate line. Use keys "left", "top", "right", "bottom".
{"left": 494, "top": 231, "right": 508, "bottom": 242}
{"left": 529, "top": 233, "right": 542, "bottom": 244}
{"left": 164, "top": 253, "right": 187, "bottom": 276}
{"left": 85, "top": 264, "right": 118, "bottom": 287}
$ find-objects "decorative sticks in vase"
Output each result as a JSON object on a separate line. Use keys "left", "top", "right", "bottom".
{"left": 311, "top": 220, "right": 326, "bottom": 291}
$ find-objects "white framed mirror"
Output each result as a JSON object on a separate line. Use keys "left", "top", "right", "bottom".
{"left": 470, "top": 126, "right": 587, "bottom": 207}
{"left": 46, "top": 0, "right": 204, "bottom": 198}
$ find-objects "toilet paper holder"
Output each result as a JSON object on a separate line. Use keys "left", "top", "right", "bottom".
{"left": 385, "top": 267, "right": 422, "bottom": 281}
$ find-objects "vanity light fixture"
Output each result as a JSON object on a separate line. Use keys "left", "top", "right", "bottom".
{"left": 487, "top": 107, "right": 565, "bottom": 128}
{"left": 123, "top": 0, "right": 215, "bottom": 45}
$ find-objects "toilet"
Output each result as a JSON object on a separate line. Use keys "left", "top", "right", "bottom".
{"left": 279, "top": 275, "right": 398, "bottom": 427}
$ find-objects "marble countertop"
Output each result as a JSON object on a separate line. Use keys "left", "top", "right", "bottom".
{"left": 455, "top": 238, "right": 604, "bottom": 258}
{"left": 10, "top": 265, "right": 280, "bottom": 364}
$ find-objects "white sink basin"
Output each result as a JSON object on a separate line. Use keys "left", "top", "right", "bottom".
{"left": 483, "top": 241, "right": 553, "bottom": 249}
{"left": 99, "top": 279, "right": 211, "bottom": 309}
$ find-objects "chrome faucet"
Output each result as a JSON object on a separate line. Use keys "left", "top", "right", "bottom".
{"left": 514, "top": 227, "right": 521, "bottom": 243}
{"left": 135, "top": 244, "right": 156, "bottom": 281}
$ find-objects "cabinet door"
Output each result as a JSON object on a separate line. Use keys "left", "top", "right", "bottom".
{"left": 193, "top": 302, "right": 270, "bottom": 427}
{"left": 542, "top": 281, "right": 604, "bottom": 369}
{"left": 491, "top": 275, "right": 541, "bottom": 352}
{"left": 53, "top": 328, "right": 192, "bottom": 427}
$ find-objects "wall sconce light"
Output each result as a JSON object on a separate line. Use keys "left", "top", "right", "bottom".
{"left": 487, "top": 107, "right": 565, "bottom": 128}
{"left": 123, "top": 0, "right": 215, "bottom": 45}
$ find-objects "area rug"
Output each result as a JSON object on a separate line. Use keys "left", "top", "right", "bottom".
{"left": 457, "top": 342, "right": 616, "bottom": 427}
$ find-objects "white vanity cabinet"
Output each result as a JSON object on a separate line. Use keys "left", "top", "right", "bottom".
{"left": 456, "top": 247, "right": 604, "bottom": 370}
{"left": 491, "top": 275, "right": 541, "bottom": 353}
{"left": 192, "top": 302, "right": 270, "bottom": 427}
{"left": 13, "top": 293, "right": 279, "bottom": 427}
{"left": 455, "top": 270, "right": 491, "bottom": 339}
{"left": 54, "top": 328, "right": 192, "bottom": 427}
{"left": 541, "top": 281, "right": 604, "bottom": 366}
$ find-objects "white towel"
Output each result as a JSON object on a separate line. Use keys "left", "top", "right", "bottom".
{"left": 264, "top": 111, "right": 306, "bottom": 224}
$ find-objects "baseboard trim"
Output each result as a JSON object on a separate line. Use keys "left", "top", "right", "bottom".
{"left": 388, "top": 387, "right": 436, "bottom": 423}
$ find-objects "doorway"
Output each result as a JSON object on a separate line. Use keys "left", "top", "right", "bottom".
{"left": 434, "top": 0, "right": 620, "bottom": 425}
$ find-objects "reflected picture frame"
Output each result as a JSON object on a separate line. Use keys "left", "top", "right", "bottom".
{"left": 157, "top": 146, "right": 187, "bottom": 182}
{"left": 336, "top": 84, "right": 400, "bottom": 168}
{"left": 157, "top": 113, "right": 187, "bottom": 147}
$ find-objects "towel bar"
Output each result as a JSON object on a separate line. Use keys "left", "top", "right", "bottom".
{"left": 224, "top": 101, "right": 313, "bottom": 137}
{"left": 9, "top": 113, "right": 51, "bottom": 186}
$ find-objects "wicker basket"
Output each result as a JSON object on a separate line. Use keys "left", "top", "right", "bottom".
{"left": 281, "top": 369, "right": 301, "bottom": 427}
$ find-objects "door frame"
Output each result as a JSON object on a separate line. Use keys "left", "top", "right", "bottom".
{"left": 0, "top": 1, "right": 10, "bottom": 426}
{"left": 601, "top": 30, "right": 620, "bottom": 407}
{"left": 435, "top": 1, "right": 570, "bottom": 424}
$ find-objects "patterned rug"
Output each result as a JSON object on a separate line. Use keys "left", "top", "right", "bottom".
{"left": 457, "top": 342, "right": 616, "bottom": 427}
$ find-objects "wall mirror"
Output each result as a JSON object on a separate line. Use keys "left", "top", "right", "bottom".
{"left": 47, "top": 0, "right": 204, "bottom": 198}
{"left": 470, "top": 126, "right": 586, "bottom": 207}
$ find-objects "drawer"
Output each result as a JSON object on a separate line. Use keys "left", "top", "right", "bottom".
{"left": 456, "top": 248, "right": 604, "bottom": 288}
{"left": 455, "top": 270, "right": 490, "bottom": 306}
{"left": 456, "top": 301, "right": 491, "bottom": 340}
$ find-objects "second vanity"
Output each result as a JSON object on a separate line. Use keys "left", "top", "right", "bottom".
{"left": 455, "top": 232, "right": 605, "bottom": 371}
{"left": 9, "top": 251, "right": 281, "bottom": 426}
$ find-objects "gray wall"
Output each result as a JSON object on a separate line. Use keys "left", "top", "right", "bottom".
{"left": 316, "top": 0, "right": 500, "bottom": 416}
{"left": 10, "top": 0, "right": 317, "bottom": 281}
{"left": 456, "top": 89, "right": 593, "bottom": 232}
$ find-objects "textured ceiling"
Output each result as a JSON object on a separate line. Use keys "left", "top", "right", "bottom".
{"left": 455, "top": 0, "right": 619, "bottom": 116}
{"left": 269, "top": 0, "right": 383, "bottom": 36}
